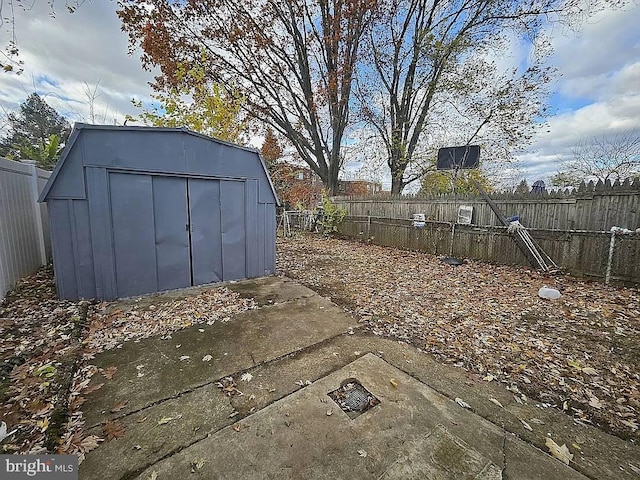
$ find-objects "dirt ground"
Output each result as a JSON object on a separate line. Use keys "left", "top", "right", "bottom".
{"left": 277, "top": 233, "right": 640, "bottom": 442}
{"left": 0, "top": 268, "right": 254, "bottom": 456}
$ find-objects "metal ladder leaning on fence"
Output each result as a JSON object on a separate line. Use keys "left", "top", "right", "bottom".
{"left": 472, "top": 181, "right": 559, "bottom": 273}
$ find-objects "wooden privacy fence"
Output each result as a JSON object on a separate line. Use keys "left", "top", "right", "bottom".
{"left": 333, "top": 180, "right": 640, "bottom": 232}
{"left": 338, "top": 216, "right": 640, "bottom": 285}
{"left": 0, "top": 158, "right": 51, "bottom": 299}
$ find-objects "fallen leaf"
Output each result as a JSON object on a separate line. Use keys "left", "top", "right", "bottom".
{"left": 326, "top": 408, "right": 333, "bottom": 416}
{"left": 110, "top": 400, "right": 128, "bottom": 413}
{"left": 83, "top": 383, "right": 105, "bottom": 394}
{"left": 567, "top": 359, "right": 582, "bottom": 370}
{"left": 582, "top": 367, "right": 597, "bottom": 376}
{"left": 390, "top": 379, "right": 398, "bottom": 388}
{"left": 357, "top": 449, "right": 368, "bottom": 458}
{"left": 241, "top": 372, "right": 253, "bottom": 382}
{"left": 158, "top": 417, "right": 174, "bottom": 425}
{"left": 455, "top": 398, "right": 471, "bottom": 409}
{"left": 78, "top": 435, "right": 103, "bottom": 453}
{"left": 149, "top": 472, "right": 158, "bottom": 480}
{"left": 34, "top": 364, "right": 56, "bottom": 378}
{"left": 483, "top": 374, "right": 495, "bottom": 382}
{"left": 104, "top": 420, "right": 126, "bottom": 441}
{"left": 190, "top": 458, "right": 206, "bottom": 473}
{"left": 520, "top": 419, "right": 533, "bottom": 431}
{"left": 588, "top": 396, "right": 603, "bottom": 409}
{"left": 179, "top": 355, "right": 190, "bottom": 361}
{"left": 545, "top": 437, "right": 573, "bottom": 465}
{"left": 133, "top": 445, "right": 142, "bottom": 450}
{"left": 489, "top": 398, "right": 503, "bottom": 408}
{"left": 37, "top": 417, "right": 49, "bottom": 432}
{"left": 202, "top": 355, "right": 213, "bottom": 362}
{"left": 103, "top": 366, "right": 118, "bottom": 379}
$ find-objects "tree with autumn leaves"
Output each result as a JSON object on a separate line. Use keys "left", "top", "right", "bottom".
{"left": 261, "top": 128, "right": 323, "bottom": 209}
{"left": 118, "top": 0, "right": 631, "bottom": 195}
{"left": 126, "top": 62, "right": 249, "bottom": 145}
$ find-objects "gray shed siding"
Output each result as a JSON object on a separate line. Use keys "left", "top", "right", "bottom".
{"left": 40, "top": 124, "right": 278, "bottom": 300}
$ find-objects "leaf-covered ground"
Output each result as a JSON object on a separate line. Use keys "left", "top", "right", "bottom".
{"left": 0, "top": 266, "right": 82, "bottom": 454}
{"left": 2, "top": 234, "right": 638, "bottom": 455}
{"left": 0, "top": 267, "right": 255, "bottom": 459}
{"left": 277, "top": 234, "right": 640, "bottom": 441}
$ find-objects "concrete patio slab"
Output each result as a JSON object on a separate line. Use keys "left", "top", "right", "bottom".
{"left": 78, "top": 277, "right": 639, "bottom": 480}
{"left": 225, "top": 276, "right": 317, "bottom": 306}
{"left": 83, "top": 287, "right": 357, "bottom": 426}
{"left": 132, "top": 354, "right": 586, "bottom": 480}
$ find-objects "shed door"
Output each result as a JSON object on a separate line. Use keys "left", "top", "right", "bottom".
{"left": 110, "top": 173, "right": 191, "bottom": 297}
{"left": 188, "top": 179, "right": 246, "bottom": 284}
{"left": 109, "top": 173, "right": 247, "bottom": 298}
{"left": 188, "top": 178, "right": 222, "bottom": 284}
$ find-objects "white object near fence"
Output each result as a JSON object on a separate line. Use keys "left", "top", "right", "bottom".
{"left": 538, "top": 286, "right": 561, "bottom": 300}
{"left": 457, "top": 205, "right": 473, "bottom": 225}
{"left": 412, "top": 213, "right": 426, "bottom": 227}
{"left": 0, "top": 158, "right": 51, "bottom": 299}
{"left": 605, "top": 226, "right": 633, "bottom": 285}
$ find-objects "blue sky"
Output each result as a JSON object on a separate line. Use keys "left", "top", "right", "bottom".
{"left": 1, "top": 1, "right": 639, "bottom": 190}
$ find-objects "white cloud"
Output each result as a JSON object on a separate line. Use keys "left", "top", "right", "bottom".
{"left": 515, "top": 3, "right": 640, "bottom": 187}
{"left": 0, "top": 1, "right": 156, "bottom": 130}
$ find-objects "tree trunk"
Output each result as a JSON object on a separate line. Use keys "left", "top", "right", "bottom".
{"left": 391, "top": 175, "right": 404, "bottom": 195}
{"left": 325, "top": 149, "right": 341, "bottom": 196}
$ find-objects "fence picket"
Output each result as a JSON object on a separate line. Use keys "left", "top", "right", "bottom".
{"left": 0, "top": 158, "right": 52, "bottom": 299}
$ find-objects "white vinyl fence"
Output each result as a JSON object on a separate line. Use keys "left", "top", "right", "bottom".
{"left": 0, "top": 158, "right": 51, "bottom": 300}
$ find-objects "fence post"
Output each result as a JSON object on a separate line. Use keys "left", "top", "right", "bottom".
{"left": 449, "top": 223, "right": 456, "bottom": 256}
{"left": 367, "top": 215, "right": 371, "bottom": 239}
{"left": 22, "top": 160, "right": 47, "bottom": 265}
{"left": 605, "top": 229, "right": 616, "bottom": 285}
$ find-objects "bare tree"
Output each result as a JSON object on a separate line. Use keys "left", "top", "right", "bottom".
{"left": 552, "top": 129, "right": 640, "bottom": 186}
{"left": 119, "top": 0, "right": 377, "bottom": 195}
{"left": 81, "top": 81, "right": 102, "bottom": 124}
{"left": 355, "top": 0, "right": 627, "bottom": 194}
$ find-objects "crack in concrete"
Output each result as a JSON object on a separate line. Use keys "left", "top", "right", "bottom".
{"left": 87, "top": 328, "right": 360, "bottom": 430}
{"left": 502, "top": 429, "right": 508, "bottom": 480}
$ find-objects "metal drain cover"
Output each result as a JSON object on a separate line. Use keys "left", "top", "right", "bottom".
{"left": 343, "top": 386, "right": 370, "bottom": 411}
{"left": 328, "top": 378, "right": 380, "bottom": 419}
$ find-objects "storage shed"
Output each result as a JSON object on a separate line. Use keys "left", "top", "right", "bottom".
{"left": 39, "top": 124, "right": 279, "bottom": 300}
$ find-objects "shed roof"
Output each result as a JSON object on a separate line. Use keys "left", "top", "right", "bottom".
{"left": 39, "top": 123, "right": 280, "bottom": 205}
